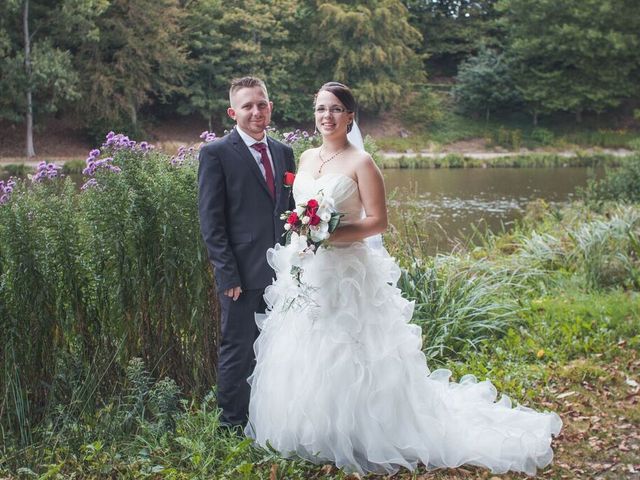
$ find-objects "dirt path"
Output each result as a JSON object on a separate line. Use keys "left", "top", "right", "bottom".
{"left": 380, "top": 147, "right": 635, "bottom": 159}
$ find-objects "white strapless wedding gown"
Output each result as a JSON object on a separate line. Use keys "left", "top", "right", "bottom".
{"left": 245, "top": 171, "right": 562, "bottom": 476}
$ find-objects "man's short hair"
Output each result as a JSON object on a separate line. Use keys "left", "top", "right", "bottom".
{"left": 229, "top": 76, "right": 269, "bottom": 104}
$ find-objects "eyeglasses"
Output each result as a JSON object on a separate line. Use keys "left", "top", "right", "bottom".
{"left": 313, "top": 106, "right": 348, "bottom": 115}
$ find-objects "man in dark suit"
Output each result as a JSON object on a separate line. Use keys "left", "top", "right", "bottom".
{"left": 198, "top": 76, "right": 296, "bottom": 428}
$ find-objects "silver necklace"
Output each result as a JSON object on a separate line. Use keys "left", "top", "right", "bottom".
{"left": 318, "top": 146, "right": 346, "bottom": 173}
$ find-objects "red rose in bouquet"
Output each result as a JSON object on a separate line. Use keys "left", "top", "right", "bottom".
{"left": 280, "top": 191, "right": 343, "bottom": 252}
{"left": 286, "top": 211, "right": 299, "bottom": 225}
{"left": 305, "top": 198, "right": 319, "bottom": 216}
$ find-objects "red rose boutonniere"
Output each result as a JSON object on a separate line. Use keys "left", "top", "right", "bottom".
{"left": 283, "top": 171, "right": 296, "bottom": 188}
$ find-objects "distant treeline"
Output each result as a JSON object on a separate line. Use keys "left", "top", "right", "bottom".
{"left": 1, "top": 0, "right": 639, "bottom": 149}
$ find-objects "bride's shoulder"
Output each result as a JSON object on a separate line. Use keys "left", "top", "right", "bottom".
{"left": 352, "top": 150, "right": 382, "bottom": 182}
{"left": 352, "top": 149, "right": 375, "bottom": 168}
{"left": 299, "top": 147, "right": 319, "bottom": 167}
{"left": 301, "top": 147, "right": 320, "bottom": 157}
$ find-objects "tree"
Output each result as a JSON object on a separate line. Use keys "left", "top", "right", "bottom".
{"left": 0, "top": 0, "right": 79, "bottom": 156}
{"left": 178, "top": 0, "right": 302, "bottom": 128}
{"left": 68, "top": 0, "right": 189, "bottom": 136}
{"left": 403, "top": 0, "right": 501, "bottom": 76}
{"left": 307, "top": 0, "right": 425, "bottom": 112}
{"left": 499, "top": 0, "right": 640, "bottom": 124}
{"left": 452, "top": 47, "right": 521, "bottom": 120}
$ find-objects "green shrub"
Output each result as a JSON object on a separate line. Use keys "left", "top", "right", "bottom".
{"left": 491, "top": 127, "right": 523, "bottom": 150}
{"left": 62, "top": 158, "right": 85, "bottom": 174}
{"left": 567, "top": 207, "right": 640, "bottom": 290}
{"left": 402, "top": 88, "right": 445, "bottom": 129}
{"left": 628, "top": 137, "right": 640, "bottom": 151}
{"left": 530, "top": 127, "right": 555, "bottom": 146}
{"left": 580, "top": 155, "right": 640, "bottom": 205}
{"left": 1, "top": 163, "right": 29, "bottom": 176}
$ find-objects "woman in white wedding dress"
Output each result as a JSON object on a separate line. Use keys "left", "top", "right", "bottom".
{"left": 245, "top": 82, "right": 562, "bottom": 476}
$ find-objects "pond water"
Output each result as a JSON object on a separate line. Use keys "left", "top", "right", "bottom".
{"left": 383, "top": 167, "right": 599, "bottom": 254}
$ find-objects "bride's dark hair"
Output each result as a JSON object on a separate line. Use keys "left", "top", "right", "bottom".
{"left": 317, "top": 82, "right": 356, "bottom": 132}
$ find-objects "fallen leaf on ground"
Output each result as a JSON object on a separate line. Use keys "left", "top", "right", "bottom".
{"left": 557, "top": 391, "right": 577, "bottom": 399}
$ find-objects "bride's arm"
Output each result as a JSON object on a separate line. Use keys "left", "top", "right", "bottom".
{"left": 329, "top": 155, "right": 388, "bottom": 243}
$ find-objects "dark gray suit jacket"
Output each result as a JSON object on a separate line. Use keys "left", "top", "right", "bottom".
{"left": 198, "top": 128, "right": 296, "bottom": 291}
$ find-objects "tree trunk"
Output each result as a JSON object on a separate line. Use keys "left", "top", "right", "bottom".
{"left": 575, "top": 109, "right": 582, "bottom": 123}
{"left": 129, "top": 99, "right": 138, "bottom": 130}
{"left": 23, "top": 0, "right": 35, "bottom": 158}
{"left": 532, "top": 110, "right": 539, "bottom": 126}
{"left": 485, "top": 107, "right": 490, "bottom": 122}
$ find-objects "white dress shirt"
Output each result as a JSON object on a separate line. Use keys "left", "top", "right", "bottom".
{"left": 235, "top": 126, "right": 275, "bottom": 181}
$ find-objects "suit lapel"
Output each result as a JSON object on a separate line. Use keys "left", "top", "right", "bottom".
{"left": 229, "top": 128, "right": 274, "bottom": 202}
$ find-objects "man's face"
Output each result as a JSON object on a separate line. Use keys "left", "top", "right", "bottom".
{"left": 227, "top": 86, "right": 273, "bottom": 140}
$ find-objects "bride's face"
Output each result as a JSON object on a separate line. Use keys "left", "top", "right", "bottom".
{"left": 314, "top": 91, "right": 354, "bottom": 139}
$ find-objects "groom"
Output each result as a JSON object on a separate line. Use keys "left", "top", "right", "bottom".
{"left": 198, "top": 76, "right": 296, "bottom": 428}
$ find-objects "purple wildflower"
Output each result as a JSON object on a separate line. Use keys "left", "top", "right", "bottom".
{"left": 283, "top": 131, "right": 299, "bottom": 144}
{"left": 138, "top": 141, "right": 153, "bottom": 153}
{"left": 80, "top": 178, "right": 99, "bottom": 191}
{"left": 83, "top": 156, "right": 120, "bottom": 177}
{"left": 0, "top": 178, "right": 13, "bottom": 204}
{"left": 170, "top": 145, "right": 189, "bottom": 166}
{"left": 101, "top": 131, "right": 153, "bottom": 153}
{"left": 199, "top": 131, "right": 217, "bottom": 143}
{"left": 32, "top": 161, "right": 62, "bottom": 183}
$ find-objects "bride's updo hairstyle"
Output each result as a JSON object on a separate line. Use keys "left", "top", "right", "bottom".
{"left": 316, "top": 81, "right": 356, "bottom": 133}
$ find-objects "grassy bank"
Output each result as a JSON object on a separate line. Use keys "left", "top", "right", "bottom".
{"left": 2, "top": 197, "right": 639, "bottom": 478}
{"left": 376, "top": 152, "right": 637, "bottom": 169}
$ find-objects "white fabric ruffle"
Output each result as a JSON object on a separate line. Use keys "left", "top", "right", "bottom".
{"left": 246, "top": 241, "right": 562, "bottom": 476}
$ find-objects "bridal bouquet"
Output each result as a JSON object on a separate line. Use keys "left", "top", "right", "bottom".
{"left": 278, "top": 192, "right": 342, "bottom": 309}
{"left": 280, "top": 191, "right": 342, "bottom": 252}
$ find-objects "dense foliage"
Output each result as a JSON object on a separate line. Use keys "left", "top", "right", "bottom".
{"left": 451, "top": 47, "right": 521, "bottom": 120}
{"left": 580, "top": 159, "right": 640, "bottom": 206}
{"left": 0, "top": 135, "right": 218, "bottom": 447}
{"left": 1, "top": 0, "right": 639, "bottom": 154}
{"left": 497, "top": 0, "right": 640, "bottom": 125}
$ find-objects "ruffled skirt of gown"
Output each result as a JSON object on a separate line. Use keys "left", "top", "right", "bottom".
{"left": 245, "top": 242, "right": 562, "bottom": 476}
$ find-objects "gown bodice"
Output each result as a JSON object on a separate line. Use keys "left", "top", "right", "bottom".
{"left": 293, "top": 171, "right": 363, "bottom": 225}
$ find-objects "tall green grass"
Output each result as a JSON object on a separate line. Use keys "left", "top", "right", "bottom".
{"left": 0, "top": 143, "right": 217, "bottom": 446}
{"left": 399, "top": 256, "right": 522, "bottom": 362}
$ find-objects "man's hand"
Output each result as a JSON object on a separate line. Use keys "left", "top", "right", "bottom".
{"left": 224, "top": 286, "right": 242, "bottom": 301}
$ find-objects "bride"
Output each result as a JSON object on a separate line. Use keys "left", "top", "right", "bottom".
{"left": 244, "top": 82, "right": 562, "bottom": 476}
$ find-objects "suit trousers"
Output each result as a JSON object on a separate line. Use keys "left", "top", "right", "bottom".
{"left": 217, "top": 288, "right": 266, "bottom": 427}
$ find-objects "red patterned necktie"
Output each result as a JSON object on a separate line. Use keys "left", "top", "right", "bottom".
{"left": 251, "top": 142, "right": 275, "bottom": 198}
